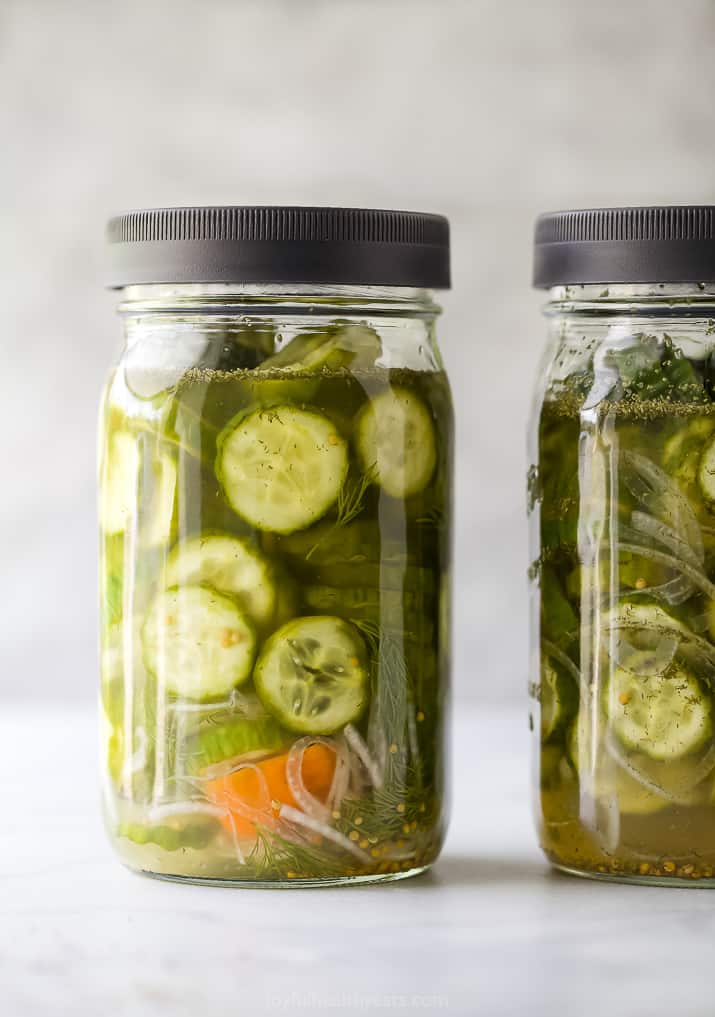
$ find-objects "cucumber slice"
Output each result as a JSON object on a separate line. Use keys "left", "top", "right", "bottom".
{"left": 601, "top": 766, "right": 669, "bottom": 816}
{"left": 259, "top": 325, "right": 381, "bottom": 373}
{"left": 100, "top": 431, "right": 140, "bottom": 534}
{"left": 355, "top": 387, "right": 436, "bottom": 498}
{"left": 540, "top": 660, "right": 577, "bottom": 741}
{"left": 142, "top": 587, "right": 256, "bottom": 700}
{"left": 184, "top": 714, "right": 287, "bottom": 774}
{"left": 99, "top": 430, "right": 176, "bottom": 545}
{"left": 216, "top": 405, "right": 348, "bottom": 534}
{"left": 165, "top": 534, "right": 277, "bottom": 630}
{"left": 606, "top": 662, "right": 712, "bottom": 761}
{"left": 118, "top": 820, "right": 219, "bottom": 851}
{"left": 663, "top": 418, "right": 714, "bottom": 491}
{"left": 142, "top": 452, "right": 177, "bottom": 546}
{"left": 254, "top": 616, "right": 369, "bottom": 734}
{"left": 698, "top": 432, "right": 715, "bottom": 505}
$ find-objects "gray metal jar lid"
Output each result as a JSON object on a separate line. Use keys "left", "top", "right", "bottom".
{"left": 106, "top": 206, "right": 451, "bottom": 289}
{"left": 533, "top": 206, "right": 715, "bottom": 288}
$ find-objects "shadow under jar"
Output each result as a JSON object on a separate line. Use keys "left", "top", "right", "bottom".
{"left": 529, "top": 207, "right": 715, "bottom": 886}
{"left": 99, "top": 206, "right": 453, "bottom": 886}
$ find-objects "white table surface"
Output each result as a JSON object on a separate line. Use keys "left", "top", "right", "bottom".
{"left": 2, "top": 702, "right": 715, "bottom": 1017}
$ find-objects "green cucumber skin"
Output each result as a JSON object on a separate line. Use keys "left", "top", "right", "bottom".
{"left": 118, "top": 820, "right": 219, "bottom": 852}
{"left": 184, "top": 715, "right": 288, "bottom": 774}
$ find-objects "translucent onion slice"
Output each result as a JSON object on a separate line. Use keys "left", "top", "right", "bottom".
{"left": 218, "top": 762, "right": 275, "bottom": 827}
{"left": 605, "top": 731, "right": 715, "bottom": 803}
{"left": 607, "top": 632, "right": 679, "bottom": 676}
{"left": 630, "top": 511, "right": 704, "bottom": 566}
{"left": 344, "top": 724, "right": 384, "bottom": 789}
{"left": 621, "top": 451, "right": 703, "bottom": 560}
{"left": 278, "top": 803, "right": 371, "bottom": 863}
{"left": 617, "top": 542, "right": 715, "bottom": 600}
{"left": 285, "top": 736, "right": 337, "bottom": 824}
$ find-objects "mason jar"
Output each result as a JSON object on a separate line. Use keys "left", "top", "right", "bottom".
{"left": 99, "top": 206, "right": 453, "bottom": 886}
{"left": 530, "top": 206, "right": 715, "bottom": 885}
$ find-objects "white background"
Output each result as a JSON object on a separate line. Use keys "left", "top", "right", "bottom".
{"left": 3, "top": 0, "right": 715, "bottom": 704}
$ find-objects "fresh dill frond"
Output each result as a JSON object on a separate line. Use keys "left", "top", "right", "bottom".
{"left": 246, "top": 828, "right": 358, "bottom": 880}
{"left": 306, "top": 466, "right": 376, "bottom": 560}
{"left": 336, "top": 780, "right": 436, "bottom": 843}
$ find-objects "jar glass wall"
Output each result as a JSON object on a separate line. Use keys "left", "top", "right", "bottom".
{"left": 530, "top": 282, "right": 715, "bottom": 885}
{"left": 99, "top": 282, "right": 453, "bottom": 886}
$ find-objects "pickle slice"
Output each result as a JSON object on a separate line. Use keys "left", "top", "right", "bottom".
{"left": 165, "top": 533, "right": 277, "bottom": 630}
{"left": 606, "top": 662, "right": 712, "bottom": 761}
{"left": 184, "top": 714, "right": 288, "bottom": 774}
{"left": 355, "top": 387, "right": 436, "bottom": 498}
{"left": 100, "top": 431, "right": 140, "bottom": 535}
{"left": 216, "top": 405, "right": 348, "bottom": 534}
{"left": 254, "top": 616, "right": 369, "bottom": 734}
{"left": 142, "top": 587, "right": 256, "bottom": 699}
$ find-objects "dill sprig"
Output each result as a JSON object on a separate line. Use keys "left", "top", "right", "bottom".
{"left": 306, "top": 466, "right": 376, "bottom": 560}
{"left": 335, "top": 779, "right": 435, "bottom": 844}
{"left": 246, "top": 828, "right": 359, "bottom": 881}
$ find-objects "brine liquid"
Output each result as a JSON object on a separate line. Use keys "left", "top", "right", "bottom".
{"left": 99, "top": 362, "right": 452, "bottom": 883}
{"left": 533, "top": 393, "right": 715, "bottom": 883}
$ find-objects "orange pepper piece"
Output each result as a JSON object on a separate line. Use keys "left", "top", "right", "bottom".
{"left": 205, "top": 743, "right": 336, "bottom": 839}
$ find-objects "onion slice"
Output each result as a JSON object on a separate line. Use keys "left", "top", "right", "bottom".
{"left": 621, "top": 451, "right": 704, "bottom": 560}
{"left": 285, "top": 736, "right": 337, "bottom": 824}
{"left": 344, "top": 724, "right": 384, "bottom": 789}
{"left": 278, "top": 803, "right": 371, "bottom": 863}
{"left": 617, "top": 543, "right": 715, "bottom": 600}
{"left": 630, "top": 511, "right": 704, "bottom": 566}
{"left": 217, "top": 762, "right": 275, "bottom": 827}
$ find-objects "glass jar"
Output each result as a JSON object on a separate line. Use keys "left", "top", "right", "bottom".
{"left": 530, "top": 206, "right": 715, "bottom": 885}
{"left": 99, "top": 206, "right": 453, "bottom": 886}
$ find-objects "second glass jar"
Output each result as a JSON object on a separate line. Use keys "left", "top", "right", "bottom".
{"left": 531, "top": 278, "right": 715, "bottom": 885}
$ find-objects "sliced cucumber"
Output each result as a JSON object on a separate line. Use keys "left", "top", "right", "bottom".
{"left": 118, "top": 820, "right": 219, "bottom": 851}
{"left": 165, "top": 533, "right": 277, "bottom": 630}
{"left": 663, "top": 418, "right": 714, "bottom": 491}
{"left": 216, "top": 405, "right": 348, "bottom": 534}
{"left": 142, "top": 587, "right": 256, "bottom": 700}
{"left": 99, "top": 429, "right": 177, "bottom": 545}
{"left": 698, "top": 432, "right": 715, "bottom": 506}
{"left": 100, "top": 431, "right": 140, "bottom": 534}
{"left": 259, "top": 325, "right": 381, "bottom": 373}
{"left": 184, "top": 714, "right": 287, "bottom": 774}
{"left": 254, "top": 616, "right": 368, "bottom": 734}
{"left": 600, "top": 765, "right": 669, "bottom": 816}
{"left": 540, "top": 660, "right": 577, "bottom": 741}
{"left": 142, "top": 451, "right": 177, "bottom": 546}
{"left": 606, "top": 662, "right": 712, "bottom": 761}
{"left": 355, "top": 387, "right": 436, "bottom": 498}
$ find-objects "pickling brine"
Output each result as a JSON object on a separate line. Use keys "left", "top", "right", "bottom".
{"left": 530, "top": 280, "right": 715, "bottom": 884}
{"left": 99, "top": 312, "right": 452, "bottom": 885}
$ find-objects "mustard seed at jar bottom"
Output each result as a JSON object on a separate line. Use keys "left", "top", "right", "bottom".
{"left": 530, "top": 206, "right": 715, "bottom": 886}
{"left": 99, "top": 206, "right": 453, "bottom": 886}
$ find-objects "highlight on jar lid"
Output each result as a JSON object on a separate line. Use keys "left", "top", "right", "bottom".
{"left": 106, "top": 205, "right": 451, "bottom": 289}
{"left": 533, "top": 205, "right": 715, "bottom": 287}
